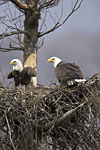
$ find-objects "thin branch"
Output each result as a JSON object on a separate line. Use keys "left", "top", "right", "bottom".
{"left": 0, "top": 46, "right": 24, "bottom": 52}
{"left": 39, "top": 0, "right": 61, "bottom": 10}
{"left": 0, "top": 0, "right": 8, "bottom": 5}
{"left": 1, "top": 21, "right": 21, "bottom": 31}
{"left": 38, "top": 22, "right": 59, "bottom": 38}
{"left": 5, "top": 112, "right": 16, "bottom": 150}
{"left": 0, "top": 30, "right": 30, "bottom": 40}
{"left": 43, "top": 101, "right": 88, "bottom": 132}
{"left": 38, "top": 0, "right": 83, "bottom": 38}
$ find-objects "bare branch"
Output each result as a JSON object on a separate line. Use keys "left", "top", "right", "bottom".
{"left": 0, "top": 46, "right": 24, "bottom": 52}
{"left": 39, "top": 0, "right": 84, "bottom": 38}
{"left": 0, "top": 30, "right": 30, "bottom": 40}
{"left": 38, "top": 22, "right": 59, "bottom": 38}
{"left": 39, "top": 0, "right": 61, "bottom": 10}
{"left": 43, "top": 101, "right": 88, "bottom": 132}
{"left": 0, "top": 0, "right": 8, "bottom": 5}
{"left": 10, "top": 0, "right": 35, "bottom": 10}
{"left": 5, "top": 113, "right": 16, "bottom": 150}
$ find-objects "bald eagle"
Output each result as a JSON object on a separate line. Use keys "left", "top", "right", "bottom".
{"left": 47, "top": 57, "right": 86, "bottom": 86}
{"left": 7, "top": 59, "right": 36, "bottom": 87}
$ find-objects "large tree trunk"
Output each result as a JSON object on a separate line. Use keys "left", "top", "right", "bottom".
{"left": 24, "top": 8, "right": 40, "bottom": 87}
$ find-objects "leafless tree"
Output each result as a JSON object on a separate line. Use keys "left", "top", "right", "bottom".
{"left": 0, "top": 0, "right": 84, "bottom": 86}
{"left": 1, "top": 2, "right": 100, "bottom": 150}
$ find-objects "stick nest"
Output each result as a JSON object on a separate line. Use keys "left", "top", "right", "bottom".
{"left": 0, "top": 76, "right": 100, "bottom": 150}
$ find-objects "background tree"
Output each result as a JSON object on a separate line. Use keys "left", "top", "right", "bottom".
{"left": 0, "top": 0, "right": 83, "bottom": 87}
{"left": 1, "top": 2, "right": 100, "bottom": 150}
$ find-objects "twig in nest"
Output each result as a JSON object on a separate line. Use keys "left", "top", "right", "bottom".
{"left": 5, "top": 112, "right": 16, "bottom": 150}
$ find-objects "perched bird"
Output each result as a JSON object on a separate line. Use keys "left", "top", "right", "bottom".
{"left": 7, "top": 59, "right": 36, "bottom": 87}
{"left": 47, "top": 57, "right": 86, "bottom": 86}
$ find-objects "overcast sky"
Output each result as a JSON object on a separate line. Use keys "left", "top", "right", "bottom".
{"left": 0, "top": 0, "right": 100, "bottom": 86}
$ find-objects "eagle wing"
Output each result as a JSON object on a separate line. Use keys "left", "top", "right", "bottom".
{"left": 55, "top": 61, "right": 84, "bottom": 84}
{"left": 7, "top": 71, "right": 14, "bottom": 79}
{"left": 21, "top": 67, "right": 36, "bottom": 77}
{"left": 7, "top": 70, "right": 21, "bottom": 86}
{"left": 7, "top": 68, "right": 36, "bottom": 86}
{"left": 18, "top": 67, "right": 36, "bottom": 85}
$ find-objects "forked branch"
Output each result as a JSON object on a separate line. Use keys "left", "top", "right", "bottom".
{"left": 39, "top": 0, "right": 83, "bottom": 38}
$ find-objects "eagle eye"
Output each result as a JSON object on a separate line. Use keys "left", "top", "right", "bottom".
{"left": 52, "top": 58, "right": 55, "bottom": 60}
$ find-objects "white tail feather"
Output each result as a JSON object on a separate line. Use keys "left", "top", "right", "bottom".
{"left": 74, "top": 79, "right": 86, "bottom": 83}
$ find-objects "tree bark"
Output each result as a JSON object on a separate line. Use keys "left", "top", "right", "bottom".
{"left": 24, "top": 8, "right": 40, "bottom": 87}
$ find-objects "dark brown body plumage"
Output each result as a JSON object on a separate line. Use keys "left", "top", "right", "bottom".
{"left": 54, "top": 61, "right": 84, "bottom": 85}
{"left": 7, "top": 67, "right": 36, "bottom": 86}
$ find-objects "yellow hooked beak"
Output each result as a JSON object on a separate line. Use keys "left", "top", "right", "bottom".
{"left": 47, "top": 59, "right": 54, "bottom": 63}
{"left": 10, "top": 62, "right": 15, "bottom": 65}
